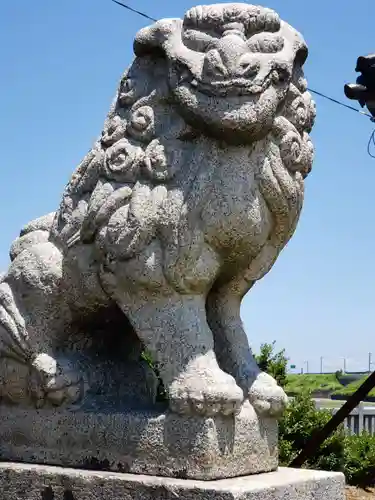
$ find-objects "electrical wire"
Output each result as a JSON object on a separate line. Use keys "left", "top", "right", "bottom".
{"left": 308, "top": 88, "right": 374, "bottom": 119}
{"left": 110, "top": 0, "right": 156, "bottom": 21}
{"left": 307, "top": 90, "right": 375, "bottom": 159}
{"left": 367, "top": 129, "right": 375, "bottom": 158}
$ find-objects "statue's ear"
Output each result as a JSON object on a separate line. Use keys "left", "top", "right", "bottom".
{"left": 280, "top": 21, "right": 309, "bottom": 68}
{"left": 134, "top": 19, "right": 182, "bottom": 58}
{"left": 295, "top": 44, "right": 308, "bottom": 66}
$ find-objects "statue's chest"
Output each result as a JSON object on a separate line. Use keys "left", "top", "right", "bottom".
{"left": 200, "top": 149, "right": 272, "bottom": 252}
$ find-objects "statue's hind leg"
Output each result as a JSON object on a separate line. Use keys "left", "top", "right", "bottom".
{"left": 0, "top": 242, "right": 82, "bottom": 407}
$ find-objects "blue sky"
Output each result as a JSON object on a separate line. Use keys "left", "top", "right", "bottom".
{"left": 1, "top": 1, "right": 375, "bottom": 374}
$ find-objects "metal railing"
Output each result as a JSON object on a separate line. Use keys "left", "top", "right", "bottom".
{"left": 316, "top": 402, "right": 375, "bottom": 435}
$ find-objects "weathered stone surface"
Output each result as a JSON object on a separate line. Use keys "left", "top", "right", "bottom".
{"left": 9, "top": 230, "right": 50, "bottom": 262}
{"left": 0, "top": 1, "right": 315, "bottom": 418}
{"left": 0, "top": 401, "right": 277, "bottom": 479}
{"left": 19, "top": 212, "right": 56, "bottom": 237}
{"left": 0, "top": 464, "right": 345, "bottom": 500}
{"left": 0, "top": 1, "right": 315, "bottom": 480}
{"left": 0, "top": 306, "right": 158, "bottom": 409}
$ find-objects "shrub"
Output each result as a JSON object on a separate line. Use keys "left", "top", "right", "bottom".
{"left": 278, "top": 391, "right": 375, "bottom": 487}
{"left": 344, "top": 433, "right": 375, "bottom": 487}
{"left": 278, "top": 391, "right": 346, "bottom": 471}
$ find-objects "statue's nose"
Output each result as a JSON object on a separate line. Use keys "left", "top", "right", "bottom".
{"left": 233, "top": 53, "right": 260, "bottom": 78}
{"left": 203, "top": 34, "right": 259, "bottom": 80}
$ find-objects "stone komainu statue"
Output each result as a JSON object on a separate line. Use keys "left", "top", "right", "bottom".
{"left": 0, "top": 3, "right": 315, "bottom": 416}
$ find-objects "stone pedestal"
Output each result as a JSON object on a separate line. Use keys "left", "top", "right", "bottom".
{"left": 0, "top": 463, "right": 345, "bottom": 500}
{"left": 0, "top": 401, "right": 277, "bottom": 480}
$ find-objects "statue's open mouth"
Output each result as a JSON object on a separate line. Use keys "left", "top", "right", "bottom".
{"left": 176, "top": 68, "right": 273, "bottom": 98}
{"left": 190, "top": 77, "right": 270, "bottom": 97}
{"left": 173, "top": 61, "right": 278, "bottom": 98}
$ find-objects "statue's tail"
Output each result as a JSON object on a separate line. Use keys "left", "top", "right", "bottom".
{"left": 9, "top": 212, "right": 55, "bottom": 262}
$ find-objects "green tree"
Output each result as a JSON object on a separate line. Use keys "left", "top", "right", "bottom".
{"left": 255, "top": 341, "right": 288, "bottom": 387}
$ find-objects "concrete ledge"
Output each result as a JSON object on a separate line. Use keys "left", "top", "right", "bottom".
{"left": 0, "top": 401, "right": 277, "bottom": 480}
{"left": 0, "top": 463, "right": 346, "bottom": 500}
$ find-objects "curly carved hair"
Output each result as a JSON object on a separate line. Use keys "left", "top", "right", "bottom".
{"left": 50, "top": 5, "right": 315, "bottom": 290}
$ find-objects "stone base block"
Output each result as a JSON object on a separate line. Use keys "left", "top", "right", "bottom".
{"left": 0, "top": 401, "right": 277, "bottom": 480}
{"left": 0, "top": 463, "right": 346, "bottom": 500}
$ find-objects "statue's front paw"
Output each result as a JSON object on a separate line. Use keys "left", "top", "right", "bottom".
{"left": 248, "top": 372, "right": 288, "bottom": 417}
{"left": 168, "top": 366, "right": 244, "bottom": 417}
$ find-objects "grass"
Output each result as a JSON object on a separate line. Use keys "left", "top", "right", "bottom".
{"left": 285, "top": 374, "right": 343, "bottom": 395}
{"left": 313, "top": 399, "right": 375, "bottom": 409}
{"left": 285, "top": 373, "right": 375, "bottom": 399}
{"left": 332, "top": 375, "right": 375, "bottom": 397}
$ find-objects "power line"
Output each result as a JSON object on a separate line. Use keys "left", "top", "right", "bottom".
{"left": 308, "top": 89, "right": 375, "bottom": 160}
{"left": 110, "top": 0, "right": 156, "bottom": 22}
{"left": 367, "top": 129, "right": 375, "bottom": 158}
{"left": 308, "top": 88, "right": 374, "bottom": 120}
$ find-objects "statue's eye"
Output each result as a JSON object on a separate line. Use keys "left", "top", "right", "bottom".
{"left": 279, "top": 70, "right": 290, "bottom": 83}
{"left": 271, "top": 68, "right": 290, "bottom": 85}
{"left": 204, "top": 49, "right": 228, "bottom": 78}
{"left": 182, "top": 30, "right": 217, "bottom": 53}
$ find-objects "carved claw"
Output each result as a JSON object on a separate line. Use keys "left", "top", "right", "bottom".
{"left": 30, "top": 354, "right": 84, "bottom": 408}
{"left": 248, "top": 372, "right": 288, "bottom": 417}
{"left": 168, "top": 367, "right": 244, "bottom": 417}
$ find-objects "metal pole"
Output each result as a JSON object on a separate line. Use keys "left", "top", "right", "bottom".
{"left": 369, "top": 353, "right": 372, "bottom": 373}
{"left": 320, "top": 356, "right": 323, "bottom": 374}
{"left": 343, "top": 358, "right": 346, "bottom": 373}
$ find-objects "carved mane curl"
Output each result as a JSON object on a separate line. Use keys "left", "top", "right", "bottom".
{"left": 50, "top": 4, "right": 315, "bottom": 291}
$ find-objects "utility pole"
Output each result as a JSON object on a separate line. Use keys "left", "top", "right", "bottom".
{"left": 320, "top": 356, "right": 323, "bottom": 374}
{"left": 343, "top": 358, "right": 346, "bottom": 373}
